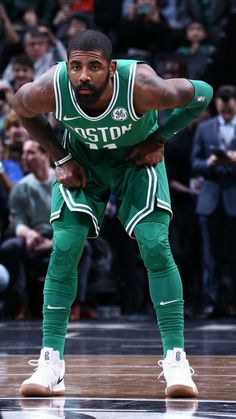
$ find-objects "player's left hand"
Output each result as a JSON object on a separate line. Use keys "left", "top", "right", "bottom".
{"left": 125, "top": 135, "right": 164, "bottom": 166}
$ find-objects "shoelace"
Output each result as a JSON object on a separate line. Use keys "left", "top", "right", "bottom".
{"left": 157, "top": 360, "right": 195, "bottom": 381}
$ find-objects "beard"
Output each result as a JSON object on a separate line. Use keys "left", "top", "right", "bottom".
{"left": 72, "top": 70, "right": 110, "bottom": 107}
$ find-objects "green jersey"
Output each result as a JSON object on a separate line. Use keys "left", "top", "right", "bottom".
{"left": 51, "top": 59, "right": 172, "bottom": 238}
{"left": 54, "top": 59, "right": 158, "bottom": 151}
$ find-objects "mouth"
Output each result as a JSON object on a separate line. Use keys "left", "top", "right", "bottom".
{"left": 78, "top": 88, "right": 93, "bottom": 94}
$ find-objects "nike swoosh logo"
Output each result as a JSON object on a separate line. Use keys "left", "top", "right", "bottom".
{"left": 63, "top": 115, "right": 81, "bottom": 121}
{"left": 160, "top": 299, "right": 179, "bottom": 306}
{"left": 57, "top": 375, "right": 64, "bottom": 385}
{"left": 47, "top": 305, "right": 66, "bottom": 310}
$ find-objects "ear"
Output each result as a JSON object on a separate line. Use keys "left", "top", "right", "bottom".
{"left": 110, "top": 60, "right": 117, "bottom": 77}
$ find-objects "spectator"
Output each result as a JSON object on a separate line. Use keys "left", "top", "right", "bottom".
{"left": 3, "top": 110, "right": 31, "bottom": 164}
{"left": 177, "top": 0, "right": 236, "bottom": 45}
{"left": 10, "top": 54, "right": 34, "bottom": 92}
{"left": 56, "top": 12, "right": 93, "bottom": 47}
{"left": 192, "top": 85, "right": 236, "bottom": 318}
{"left": 119, "top": 0, "right": 174, "bottom": 63}
{"left": 2, "top": 25, "right": 67, "bottom": 83}
{"left": 158, "top": 0, "right": 182, "bottom": 29}
{"left": 0, "top": 136, "right": 24, "bottom": 196}
{"left": 0, "top": 139, "right": 55, "bottom": 320}
{"left": 0, "top": 80, "right": 12, "bottom": 135}
{"left": 52, "top": 1, "right": 74, "bottom": 37}
{"left": 176, "top": 21, "right": 215, "bottom": 79}
{"left": 1, "top": 0, "right": 56, "bottom": 28}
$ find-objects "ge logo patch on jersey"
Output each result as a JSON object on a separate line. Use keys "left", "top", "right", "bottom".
{"left": 197, "top": 96, "right": 205, "bottom": 102}
{"left": 112, "top": 107, "right": 128, "bottom": 121}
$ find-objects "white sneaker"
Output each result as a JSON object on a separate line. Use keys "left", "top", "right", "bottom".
{"left": 20, "top": 347, "right": 65, "bottom": 397}
{"left": 158, "top": 348, "right": 198, "bottom": 398}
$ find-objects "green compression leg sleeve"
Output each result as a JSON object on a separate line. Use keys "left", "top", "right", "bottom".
{"left": 42, "top": 205, "right": 91, "bottom": 358}
{"left": 134, "top": 210, "right": 184, "bottom": 356}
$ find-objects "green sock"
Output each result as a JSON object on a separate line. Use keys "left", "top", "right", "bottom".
{"left": 148, "top": 266, "right": 184, "bottom": 357}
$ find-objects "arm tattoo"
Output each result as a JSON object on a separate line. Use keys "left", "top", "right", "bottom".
{"left": 136, "top": 72, "right": 157, "bottom": 87}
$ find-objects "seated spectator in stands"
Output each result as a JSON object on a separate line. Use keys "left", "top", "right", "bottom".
{"left": 158, "top": 0, "right": 182, "bottom": 29}
{"left": 3, "top": 110, "right": 31, "bottom": 164}
{"left": 55, "top": 11, "right": 92, "bottom": 47}
{"left": 177, "top": 21, "right": 214, "bottom": 55}
{"left": 176, "top": 21, "right": 215, "bottom": 79}
{"left": 0, "top": 136, "right": 24, "bottom": 196}
{"left": 0, "top": 133, "right": 24, "bottom": 232}
{"left": 2, "top": 25, "right": 66, "bottom": 83}
{"left": 160, "top": 56, "right": 188, "bottom": 79}
{"left": 53, "top": 0, "right": 94, "bottom": 38}
{"left": 0, "top": 0, "right": 56, "bottom": 28}
{"left": 52, "top": 1, "right": 74, "bottom": 37}
{"left": 119, "top": 0, "right": 174, "bottom": 63}
{"left": 0, "top": 80, "right": 12, "bottom": 135}
{"left": 177, "top": 0, "right": 236, "bottom": 45}
{"left": 0, "top": 139, "right": 55, "bottom": 320}
{"left": 10, "top": 54, "right": 34, "bottom": 92}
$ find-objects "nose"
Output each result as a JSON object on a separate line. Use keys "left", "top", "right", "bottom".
{"left": 79, "top": 67, "right": 90, "bottom": 83}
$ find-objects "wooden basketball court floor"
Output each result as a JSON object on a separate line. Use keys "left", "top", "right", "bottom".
{"left": 0, "top": 316, "right": 236, "bottom": 418}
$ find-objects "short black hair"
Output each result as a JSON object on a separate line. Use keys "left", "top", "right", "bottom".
{"left": 67, "top": 30, "right": 113, "bottom": 62}
{"left": 215, "top": 85, "right": 236, "bottom": 102}
{"left": 12, "top": 54, "right": 34, "bottom": 69}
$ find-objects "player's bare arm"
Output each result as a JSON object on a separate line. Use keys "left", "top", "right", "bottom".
{"left": 126, "top": 63, "right": 213, "bottom": 166}
{"left": 12, "top": 66, "right": 87, "bottom": 188}
{"left": 133, "top": 63, "right": 194, "bottom": 114}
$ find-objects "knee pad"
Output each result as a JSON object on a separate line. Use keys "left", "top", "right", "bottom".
{"left": 135, "top": 222, "right": 173, "bottom": 271}
{"left": 48, "top": 231, "right": 86, "bottom": 279}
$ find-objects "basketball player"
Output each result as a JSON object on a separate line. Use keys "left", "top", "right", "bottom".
{"left": 13, "top": 30, "right": 213, "bottom": 398}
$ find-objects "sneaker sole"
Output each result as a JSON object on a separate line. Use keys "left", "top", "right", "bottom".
{"left": 165, "top": 384, "right": 198, "bottom": 398}
{"left": 20, "top": 383, "right": 65, "bottom": 397}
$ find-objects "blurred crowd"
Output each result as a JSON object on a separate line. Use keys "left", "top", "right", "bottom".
{"left": 0, "top": 0, "right": 236, "bottom": 321}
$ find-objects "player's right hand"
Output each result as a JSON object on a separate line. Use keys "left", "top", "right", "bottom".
{"left": 55, "top": 159, "right": 87, "bottom": 189}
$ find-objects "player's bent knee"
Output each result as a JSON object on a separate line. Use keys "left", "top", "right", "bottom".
{"left": 135, "top": 222, "right": 173, "bottom": 270}
{"left": 48, "top": 231, "right": 86, "bottom": 278}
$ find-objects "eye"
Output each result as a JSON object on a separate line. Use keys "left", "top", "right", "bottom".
{"left": 71, "top": 63, "right": 81, "bottom": 72}
{"left": 90, "top": 62, "right": 102, "bottom": 71}
{"left": 91, "top": 64, "right": 99, "bottom": 70}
